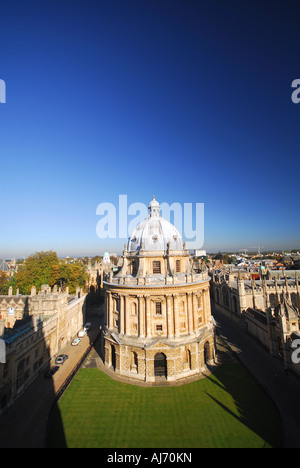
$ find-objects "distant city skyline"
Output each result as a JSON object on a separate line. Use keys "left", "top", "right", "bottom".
{"left": 1, "top": 1, "right": 300, "bottom": 259}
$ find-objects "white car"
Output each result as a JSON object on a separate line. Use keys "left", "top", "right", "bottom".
{"left": 78, "top": 329, "right": 87, "bottom": 337}
{"left": 72, "top": 338, "right": 81, "bottom": 346}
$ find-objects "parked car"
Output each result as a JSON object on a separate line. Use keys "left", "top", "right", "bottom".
{"left": 55, "top": 354, "right": 69, "bottom": 365}
{"left": 84, "top": 322, "right": 92, "bottom": 331}
{"left": 71, "top": 338, "right": 81, "bottom": 346}
{"left": 78, "top": 329, "right": 87, "bottom": 337}
{"left": 44, "top": 366, "right": 59, "bottom": 378}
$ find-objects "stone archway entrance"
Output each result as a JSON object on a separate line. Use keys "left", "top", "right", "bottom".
{"left": 154, "top": 352, "right": 167, "bottom": 379}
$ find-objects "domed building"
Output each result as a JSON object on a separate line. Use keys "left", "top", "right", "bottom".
{"left": 102, "top": 197, "right": 215, "bottom": 383}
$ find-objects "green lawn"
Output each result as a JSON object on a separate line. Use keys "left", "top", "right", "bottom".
{"left": 47, "top": 363, "right": 281, "bottom": 448}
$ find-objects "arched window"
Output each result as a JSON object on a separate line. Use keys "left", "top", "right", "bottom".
{"left": 111, "top": 345, "right": 116, "bottom": 370}
{"left": 154, "top": 352, "right": 167, "bottom": 379}
{"left": 131, "top": 351, "right": 138, "bottom": 373}
{"left": 132, "top": 261, "right": 138, "bottom": 276}
{"left": 132, "top": 302, "right": 137, "bottom": 315}
{"left": 204, "top": 341, "right": 210, "bottom": 364}
{"left": 184, "top": 347, "right": 192, "bottom": 369}
{"left": 112, "top": 297, "right": 119, "bottom": 313}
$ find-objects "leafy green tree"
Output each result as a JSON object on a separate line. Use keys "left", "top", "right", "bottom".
{"left": 222, "top": 254, "right": 230, "bottom": 264}
{"left": 62, "top": 262, "right": 88, "bottom": 294}
{"left": 0, "top": 272, "right": 9, "bottom": 295}
{"left": 14, "top": 251, "right": 59, "bottom": 294}
{"left": 14, "top": 251, "right": 88, "bottom": 295}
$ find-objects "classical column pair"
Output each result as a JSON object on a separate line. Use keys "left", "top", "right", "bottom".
{"left": 107, "top": 289, "right": 210, "bottom": 338}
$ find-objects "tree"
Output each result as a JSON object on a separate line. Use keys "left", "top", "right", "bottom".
{"left": 14, "top": 251, "right": 60, "bottom": 294}
{"left": 0, "top": 272, "right": 9, "bottom": 295}
{"left": 62, "top": 262, "right": 88, "bottom": 294}
{"left": 13, "top": 251, "right": 89, "bottom": 295}
{"left": 222, "top": 254, "right": 230, "bottom": 264}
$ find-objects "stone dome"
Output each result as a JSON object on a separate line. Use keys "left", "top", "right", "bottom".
{"left": 128, "top": 196, "right": 183, "bottom": 252}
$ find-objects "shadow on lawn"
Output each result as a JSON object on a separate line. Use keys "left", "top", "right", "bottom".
{"left": 47, "top": 301, "right": 281, "bottom": 449}
{"left": 204, "top": 359, "right": 282, "bottom": 448}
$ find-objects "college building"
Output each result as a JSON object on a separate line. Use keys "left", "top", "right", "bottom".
{"left": 0, "top": 285, "right": 86, "bottom": 414}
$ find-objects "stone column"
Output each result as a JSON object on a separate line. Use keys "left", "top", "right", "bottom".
{"left": 173, "top": 294, "right": 180, "bottom": 337}
{"left": 125, "top": 295, "right": 130, "bottom": 336}
{"left": 192, "top": 293, "right": 198, "bottom": 331}
{"left": 205, "top": 288, "right": 211, "bottom": 323}
{"left": 138, "top": 295, "right": 145, "bottom": 337}
{"left": 145, "top": 295, "right": 151, "bottom": 338}
{"left": 187, "top": 292, "right": 194, "bottom": 334}
{"left": 120, "top": 294, "right": 125, "bottom": 335}
{"left": 199, "top": 290, "right": 205, "bottom": 324}
{"left": 195, "top": 293, "right": 200, "bottom": 325}
{"left": 166, "top": 294, "right": 174, "bottom": 338}
{"left": 107, "top": 292, "right": 113, "bottom": 330}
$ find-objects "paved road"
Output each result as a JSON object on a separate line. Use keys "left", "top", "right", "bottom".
{"left": 0, "top": 317, "right": 102, "bottom": 448}
{"left": 212, "top": 307, "right": 300, "bottom": 448}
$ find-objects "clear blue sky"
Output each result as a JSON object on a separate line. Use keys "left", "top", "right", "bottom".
{"left": 1, "top": 0, "right": 300, "bottom": 257}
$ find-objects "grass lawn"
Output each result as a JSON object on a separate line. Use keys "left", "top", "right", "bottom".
{"left": 47, "top": 363, "right": 281, "bottom": 448}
